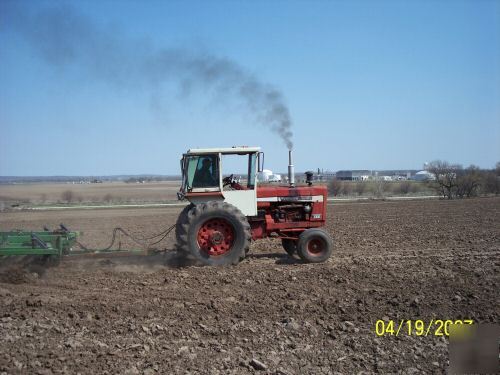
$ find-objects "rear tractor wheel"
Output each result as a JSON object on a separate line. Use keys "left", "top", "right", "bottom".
{"left": 175, "top": 203, "right": 195, "bottom": 251}
{"left": 297, "top": 228, "right": 333, "bottom": 263}
{"left": 178, "top": 201, "right": 251, "bottom": 266}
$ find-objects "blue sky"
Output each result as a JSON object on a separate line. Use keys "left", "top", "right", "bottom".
{"left": 1, "top": 0, "right": 499, "bottom": 175}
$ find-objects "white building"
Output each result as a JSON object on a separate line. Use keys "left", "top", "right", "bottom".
{"left": 413, "top": 170, "right": 435, "bottom": 181}
{"left": 257, "top": 169, "right": 282, "bottom": 183}
{"left": 268, "top": 174, "right": 282, "bottom": 182}
{"left": 257, "top": 169, "right": 273, "bottom": 182}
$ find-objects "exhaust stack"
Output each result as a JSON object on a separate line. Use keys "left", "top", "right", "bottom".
{"left": 288, "top": 150, "right": 295, "bottom": 187}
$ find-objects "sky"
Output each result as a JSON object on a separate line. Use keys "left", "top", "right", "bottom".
{"left": 0, "top": 0, "right": 499, "bottom": 176}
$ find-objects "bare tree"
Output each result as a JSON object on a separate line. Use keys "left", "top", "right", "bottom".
{"left": 340, "top": 181, "right": 353, "bottom": 196}
{"left": 455, "top": 165, "right": 481, "bottom": 198}
{"left": 103, "top": 193, "right": 114, "bottom": 203}
{"left": 482, "top": 164, "right": 500, "bottom": 196}
{"left": 61, "top": 190, "right": 74, "bottom": 203}
{"left": 328, "top": 178, "right": 342, "bottom": 196}
{"left": 373, "top": 180, "right": 388, "bottom": 198}
{"left": 355, "top": 181, "right": 366, "bottom": 196}
{"left": 396, "top": 181, "right": 411, "bottom": 195}
{"left": 427, "top": 160, "right": 462, "bottom": 199}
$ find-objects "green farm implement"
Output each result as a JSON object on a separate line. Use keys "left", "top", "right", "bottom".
{"left": 0, "top": 225, "right": 78, "bottom": 258}
{"left": 0, "top": 224, "right": 175, "bottom": 263}
{"left": 0, "top": 225, "right": 80, "bottom": 257}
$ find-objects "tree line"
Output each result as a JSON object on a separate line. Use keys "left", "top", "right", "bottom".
{"left": 426, "top": 161, "right": 500, "bottom": 199}
{"left": 327, "top": 161, "right": 499, "bottom": 199}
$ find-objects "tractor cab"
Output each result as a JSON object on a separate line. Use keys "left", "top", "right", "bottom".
{"left": 178, "top": 146, "right": 263, "bottom": 216}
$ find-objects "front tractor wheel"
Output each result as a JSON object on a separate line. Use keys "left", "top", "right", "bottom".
{"left": 178, "top": 201, "right": 251, "bottom": 266}
{"left": 297, "top": 228, "right": 333, "bottom": 263}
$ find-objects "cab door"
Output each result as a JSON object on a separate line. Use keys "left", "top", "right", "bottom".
{"left": 221, "top": 153, "right": 257, "bottom": 216}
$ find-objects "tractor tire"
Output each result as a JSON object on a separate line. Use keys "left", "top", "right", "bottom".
{"left": 296, "top": 228, "right": 333, "bottom": 263}
{"left": 175, "top": 203, "right": 195, "bottom": 250}
{"left": 281, "top": 239, "right": 297, "bottom": 257}
{"left": 178, "top": 201, "right": 251, "bottom": 266}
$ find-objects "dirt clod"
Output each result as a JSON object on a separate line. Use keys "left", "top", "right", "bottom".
{"left": 250, "top": 358, "right": 268, "bottom": 370}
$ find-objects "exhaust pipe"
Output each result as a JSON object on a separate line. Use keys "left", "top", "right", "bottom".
{"left": 288, "top": 150, "right": 295, "bottom": 187}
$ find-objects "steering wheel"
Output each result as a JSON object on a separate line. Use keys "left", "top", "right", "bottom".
{"left": 223, "top": 174, "right": 234, "bottom": 186}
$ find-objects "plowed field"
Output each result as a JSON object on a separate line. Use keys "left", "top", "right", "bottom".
{"left": 1, "top": 198, "right": 499, "bottom": 374}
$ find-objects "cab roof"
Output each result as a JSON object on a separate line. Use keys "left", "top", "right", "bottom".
{"left": 186, "top": 146, "right": 261, "bottom": 155}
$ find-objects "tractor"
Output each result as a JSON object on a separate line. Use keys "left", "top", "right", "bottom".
{"left": 175, "top": 147, "right": 333, "bottom": 265}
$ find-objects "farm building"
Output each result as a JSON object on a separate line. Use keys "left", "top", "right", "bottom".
{"left": 310, "top": 169, "right": 336, "bottom": 182}
{"left": 257, "top": 169, "right": 282, "bottom": 182}
{"left": 413, "top": 170, "right": 435, "bottom": 181}
{"left": 336, "top": 170, "right": 372, "bottom": 181}
{"left": 375, "top": 170, "right": 418, "bottom": 181}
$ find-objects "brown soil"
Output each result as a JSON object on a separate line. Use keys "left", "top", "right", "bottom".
{"left": 0, "top": 198, "right": 499, "bottom": 374}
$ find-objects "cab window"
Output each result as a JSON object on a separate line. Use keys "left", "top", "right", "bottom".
{"left": 220, "top": 153, "right": 257, "bottom": 190}
{"left": 186, "top": 154, "right": 219, "bottom": 190}
{"left": 247, "top": 153, "right": 257, "bottom": 189}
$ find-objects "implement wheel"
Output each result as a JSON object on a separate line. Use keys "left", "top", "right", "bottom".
{"left": 178, "top": 201, "right": 251, "bottom": 266}
{"left": 281, "top": 239, "right": 297, "bottom": 257}
{"left": 297, "top": 228, "right": 332, "bottom": 263}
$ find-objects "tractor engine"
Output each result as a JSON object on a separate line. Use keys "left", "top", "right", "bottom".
{"left": 271, "top": 204, "right": 306, "bottom": 222}
{"left": 250, "top": 184, "right": 328, "bottom": 240}
{"left": 249, "top": 150, "right": 327, "bottom": 241}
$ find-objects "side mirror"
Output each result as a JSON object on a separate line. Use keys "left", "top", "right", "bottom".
{"left": 257, "top": 152, "right": 264, "bottom": 172}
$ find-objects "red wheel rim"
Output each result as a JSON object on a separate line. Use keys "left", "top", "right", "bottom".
{"left": 197, "top": 218, "right": 235, "bottom": 256}
{"left": 307, "top": 238, "right": 326, "bottom": 255}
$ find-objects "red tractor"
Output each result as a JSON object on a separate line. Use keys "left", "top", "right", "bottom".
{"left": 176, "top": 147, "right": 332, "bottom": 265}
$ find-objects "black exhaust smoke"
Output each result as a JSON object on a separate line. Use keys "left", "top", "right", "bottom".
{"left": 0, "top": 3, "right": 294, "bottom": 149}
